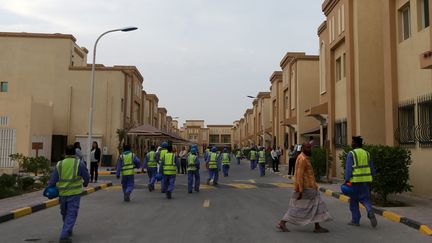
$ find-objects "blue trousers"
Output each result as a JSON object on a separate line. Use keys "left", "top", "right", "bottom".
{"left": 147, "top": 168, "right": 157, "bottom": 187}
{"left": 59, "top": 195, "right": 81, "bottom": 239}
{"left": 121, "top": 175, "right": 135, "bottom": 194}
{"left": 208, "top": 168, "right": 219, "bottom": 184}
{"left": 222, "top": 165, "right": 230, "bottom": 176}
{"left": 349, "top": 183, "right": 373, "bottom": 224}
{"left": 236, "top": 157, "right": 241, "bottom": 165}
{"left": 250, "top": 159, "right": 257, "bottom": 170}
{"left": 187, "top": 171, "right": 200, "bottom": 192}
{"left": 162, "top": 175, "right": 176, "bottom": 193}
{"left": 258, "top": 163, "right": 266, "bottom": 176}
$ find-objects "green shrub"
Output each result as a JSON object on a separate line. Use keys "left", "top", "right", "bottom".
{"left": 311, "top": 147, "right": 331, "bottom": 182}
{"left": 339, "top": 145, "right": 412, "bottom": 202}
{"left": 0, "top": 174, "right": 17, "bottom": 188}
{"left": 9, "top": 154, "right": 50, "bottom": 176}
{"left": 18, "top": 177, "right": 35, "bottom": 191}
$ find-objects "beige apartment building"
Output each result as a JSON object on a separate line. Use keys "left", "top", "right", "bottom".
{"left": 280, "top": 52, "right": 320, "bottom": 149}
{"left": 251, "top": 92, "right": 272, "bottom": 147}
{"left": 270, "top": 71, "right": 287, "bottom": 163}
{"left": 180, "top": 120, "right": 209, "bottom": 154}
{"left": 208, "top": 125, "right": 233, "bottom": 150}
{"left": 0, "top": 32, "right": 179, "bottom": 170}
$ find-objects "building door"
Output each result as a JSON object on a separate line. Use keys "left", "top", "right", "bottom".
{"left": 0, "top": 128, "right": 16, "bottom": 168}
{"left": 51, "top": 135, "right": 67, "bottom": 164}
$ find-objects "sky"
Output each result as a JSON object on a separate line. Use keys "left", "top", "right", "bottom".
{"left": 0, "top": 0, "right": 325, "bottom": 126}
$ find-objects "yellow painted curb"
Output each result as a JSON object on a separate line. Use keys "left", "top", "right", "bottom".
{"left": 228, "top": 183, "right": 257, "bottom": 189}
{"left": 324, "top": 190, "right": 333, "bottom": 196}
{"left": 270, "top": 182, "right": 294, "bottom": 188}
{"left": 44, "top": 198, "right": 60, "bottom": 208}
{"left": 339, "top": 195, "right": 350, "bottom": 203}
{"left": 12, "top": 207, "right": 32, "bottom": 218}
{"left": 383, "top": 211, "right": 401, "bottom": 222}
{"left": 100, "top": 184, "right": 108, "bottom": 189}
{"left": 86, "top": 188, "right": 95, "bottom": 193}
{"left": 419, "top": 225, "right": 432, "bottom": 236}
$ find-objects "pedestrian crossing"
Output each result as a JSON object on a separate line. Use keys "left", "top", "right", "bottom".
{"left": 105, "top": 182, "right": 293, "bottom": 191}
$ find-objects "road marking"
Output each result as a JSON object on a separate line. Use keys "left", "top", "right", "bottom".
{"left": 420, "top": 225, "right": 432, "bottom": 236}
{"left": 203, "top": 199, "right": 210, "bottom": 208}
{"left": 200, "top": 184, "right": 215, "bottom": 189}
{"left": 228, "top": 183, "right": 257, "bottom": 189}
{"left": 12, "top": 207, "right": 32, "bottom": 218}
{"left": 233, "top": 179, "right": 256, "bottom": 183}
{"left": 270, "top": 182, "right": 293, "bottom": 188}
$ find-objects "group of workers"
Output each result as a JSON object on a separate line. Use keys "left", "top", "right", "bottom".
{"left": 48, "top": 136, "right": 377, "bottom": 242}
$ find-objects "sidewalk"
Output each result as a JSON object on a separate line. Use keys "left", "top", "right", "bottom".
{"left": 319, "top": 181, "right": 432, "bottom": 229}
{"left": 0, "top": 181, "right": 111, "bottom": 216}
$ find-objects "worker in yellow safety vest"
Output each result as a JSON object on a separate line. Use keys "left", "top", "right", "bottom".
{"left": 116, "top": 144, "right": 141, "bottom": 202}
{"left": 159, "top": 145, "right": 179, "bottom": 199}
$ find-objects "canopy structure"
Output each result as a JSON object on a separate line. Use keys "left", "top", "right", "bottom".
{"left": 127, "top": 124, "right": 191, "bottom": 144}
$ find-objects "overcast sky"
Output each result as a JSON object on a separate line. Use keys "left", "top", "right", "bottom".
{"left": 0, "top": 0, "right": 325, "bottom": 126}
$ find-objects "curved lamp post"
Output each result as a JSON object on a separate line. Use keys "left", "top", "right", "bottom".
{"left": 87, "top": 27, "right": 138, "bottom": 171}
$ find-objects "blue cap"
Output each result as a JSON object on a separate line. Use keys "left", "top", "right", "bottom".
{"left": 161, "top": 142, "right": 168, "bottom": 148}
{"left": 191, "top": 148, "right": 198, "bottom": 154}
{"left": 223, "top": 148, "right": 228, "bottom": 152}
{"left": 43, "top": 186, "right": 59, "bottom": 199}
{"left": 211, "top": 147, "right": 217, "bottom": 152}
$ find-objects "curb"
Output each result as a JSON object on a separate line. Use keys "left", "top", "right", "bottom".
{"left": 317, "top": 186, "right": 432, "bottom": 237}
{"left": 0, "top": 182, "right": 113, "bottom": 224}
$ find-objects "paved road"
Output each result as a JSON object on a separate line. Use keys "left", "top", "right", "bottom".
{"left": 0, "top": 158, "right": 430, "bottom": 243}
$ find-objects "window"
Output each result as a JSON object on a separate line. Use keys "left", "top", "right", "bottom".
{"left": 400, "top": 4, "right": 411, "bottom": 40}
{"left": 320, "top": 42, "right": 327, "bottom": 93}
{"left": 336, "top": 57, "right": 342, "bottom": 81}
{"left": 341, "top": 4, "right": 345, "bottom": 31}
{"left": 334, "top": 119, "right": 347, "bottom": 148}
{"left": 210, "top": 135, "right": 219, "bottom": 144}
{"left": 290, "top": 71, "right": 296, "bottom": 109}
{"left": 343, "top": 53, "right": 346, "bottom": 78}
{"left": 418, "top": 94, "right": 432, "bottom": 145}
{"left": 0, "top": 82, "right": 8, "bottom": 92}
{"left": 0, "top": 116, "right": 8, "bottom": 126}
{"left": 338, "top": 7, "right": 341, "bottom": 35}
{"left": 221, "top": 135, "right": 231, "bottom": 144}
{"left": 419, "top": 0, "right": 430, "bottom": 29}
{"left": 328, "top": 18, "right": 333, "bottom": 43}
{"left": 396, "top": 101, "right": 416, "bottom": 144}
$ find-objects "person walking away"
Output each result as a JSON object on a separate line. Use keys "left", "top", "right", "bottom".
{"left": 248, "top": 148, "right": 257, "bottom": 170}
{"left": 48, "top": 145, "right": 89, "bottom": 243}
{"left": 187, "top": 147, "right": 200, "bottom": 193}
{"left": 271, "top": 146, "right": 279, "bottom": 172}
{"left": 346, "top": 136, "right": 377, "bottom": 228}
{"left": 206, "top": 147, "right": 220, "bottom": 186}
{"left": 277, "top": 143, "right": 331, "bottom": 233}
{"left": 258, "top": 147, "right": 267, "bottom": 176}
{"left": 235, "top": 149, "right": 242, "bottom": 165}
{"left": 90, "top": 141, "right": 101, "bottom": 183}
{"left": 288, "top": 145, "right": 297, "bottom": 175}
{"left": 143, "top": 145, "right": 158, "bottom": 192}
{"left": 179, "top": 147, "right": 188, "bottom": 174}
{"left": 116, "top": 144, "right": 141, "bottom": 202}
{"left": 159, "top": 146, "right": 179, "bottom": 199}
{"left": 221, "top": 148, "right": 231, "bottom": 177}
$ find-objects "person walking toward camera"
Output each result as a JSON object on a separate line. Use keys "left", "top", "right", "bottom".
{"left": 90, "top": 141, "right": 101, "bottom": 183}
{"left": 48, "top": 145, "right": 89, "bottom": 243}
{"left": 345, "top": 136, "right": 377, "bottom": 228}
{"left": 277, "top": 143, "right": 331, "bottom": 233}
{"left": 179, "top": 147, "right": 188, "bottom": 174}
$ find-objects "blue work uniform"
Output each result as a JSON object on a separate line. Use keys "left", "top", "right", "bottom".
{"left": 206, "top": 152, "right": 221, "bottom": 185}
{"left": 159, "top": 153, "right": 179, "bottom": 194}
{"left": 235, "top": 150, "right": 242, "bottom": 165}
{"left": 143, "top": 151, "right": 158, "bottom": 191}
{"left": 258, "top": 150, "right": 266, "bottom": 176}
{"left": 248, "top": 150, "right": 258, "bottom": 170}
{"left": 116, "top": 151, "right": 141, "bottom": 200}
{"left": 345, "top": 148, "right": 376, "bottom": 224}
{"left": 187, "top": 153, "right": 201, "bottom": 193}
{"left": 48, "top": 156, "right": 89, "bottom": 240}
{"left": 221, "top": 152, "right": 231, "bottom": 177}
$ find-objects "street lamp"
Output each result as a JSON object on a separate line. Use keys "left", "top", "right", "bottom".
{"left": 87, "top": 26, "right": 138, "bottom": 171}
{"left": 247, "top": 95, "right": 265, "bottom": 147}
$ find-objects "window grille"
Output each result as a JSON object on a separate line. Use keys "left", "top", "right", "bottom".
{"left": 334, "top": 119, "right": 347, "bottom": 148}
{"left": 417, "top": 94, "right": 432, "bottom": 146}
{"left": 395, "top": 100, "right": 416, "bottom": 145}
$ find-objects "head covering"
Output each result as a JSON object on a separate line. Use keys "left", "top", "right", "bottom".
{"left": 352, "top": 136, "right": 363, "bottom": 146}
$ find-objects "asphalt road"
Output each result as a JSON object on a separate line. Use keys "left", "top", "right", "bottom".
{"left": 0, "top": 158, "right": 430, "bottom": 243}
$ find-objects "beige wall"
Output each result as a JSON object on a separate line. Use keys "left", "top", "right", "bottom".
{"left": 0, "top": 94, "right": 53, "bottom": 173}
